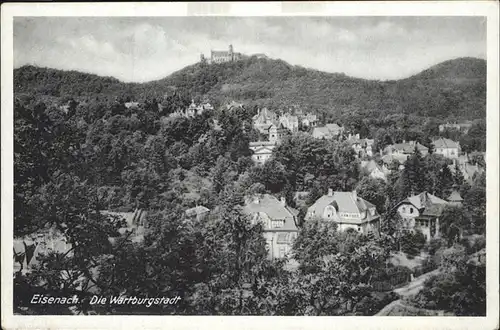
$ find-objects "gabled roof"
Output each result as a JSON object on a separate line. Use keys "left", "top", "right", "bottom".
{"left": 325, "top": 123, "right": 343, "bottom": 131}
{"left": 382, "top": 153, "right": 409, "bottom": 165}
{"left": 448, "top": 190, "right": 463, "bottom": 202}
{"left": 312, "top": 126, "right": 332, "bottom": 136}
{"left": 249, "top": 141, "right": 276, "bottom": 148}
{"left": 253, "top": 108, "right": 277, "bottom": 122}
{"left": 361, "top": 160, "right": 379, "bottom": 172}
{"left": 463, "top": 163, "right": 483, "bottom": 178}
{"left": 185, "top": 205, "right": 210, "bottom": 217}
{"left": 387, "top": 142, "right": 428, "bottom": 154}
{"left": 432, "top": 138, "right": 460, "bottom": 149}
{"left": 253, "top": 147, "right": 274, "bottom": 154}
{"left": 242, "top": 194, "right": 298, "bottom": 231}
{"left": 398, "top": 192, "right": 448, "bottom": 217}
{"left": 307, "top": 191, "right": 378, "bottom": 224}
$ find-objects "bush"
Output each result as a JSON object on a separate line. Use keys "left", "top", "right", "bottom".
{"left": 428, "top": 238, "right": 446, "bottom": 256}
{"left": 356, "top": 291, "right": 399, "bottom": 315}
{"left": 401, "top": 230, "right": 426, "bottom": 257}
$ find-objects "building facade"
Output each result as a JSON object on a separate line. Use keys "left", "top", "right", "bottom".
{"left": 249, "top": 141, "right": 277, "bottom": 165}
{"left": 200, "top": 44, "right": 244, "bottom": 64}
{"left": 432, "top": 138, "right": 461, "bottom": 159}
{"left": 243, "top": 194, "right": 299, "bottom": 260}
{"left": 279, "top": 113, "right": 299, "bottom": 132}
{"left": 306, "top": 189, "right": 380, "bottom": 236}
{"left": 383, "top": 141, "right": 429, "bottom": 157}
{"left": 312, "top": 123, "right": 344, "bottom": 140}
{"left": 360, "top": 160, "right": 391, "bottom": 182}
{"left": 394, "top": 192, "right": 448, "bottom": 242}
{"left": 169, "top": 100, "right": 214, "bottom": 119}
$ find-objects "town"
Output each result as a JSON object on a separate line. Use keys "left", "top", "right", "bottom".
{"left": 14, "top": 92, "right": 486, "bottom": 316}
{"left": 11, "top": 11, "right": 490, "bottom": 320}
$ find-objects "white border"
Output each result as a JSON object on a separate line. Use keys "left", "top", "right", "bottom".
{"left": 1, "top": 2, "right": 499, "bottom": 330}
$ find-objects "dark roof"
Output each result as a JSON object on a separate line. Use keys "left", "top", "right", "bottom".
{"left": 397, "top": 192, "right": 448, "bottom": 217}
{"left": 432, "top": 138, "right": 459, "bottom": 149}
{"left": 242, "top": 194, "right": 298, "bottom": 232}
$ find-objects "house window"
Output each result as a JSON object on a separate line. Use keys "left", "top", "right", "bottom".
{"left": 410, "top": 208, "right": 414, "bottom": 214}
{"left": 272, "top": 220, "right": 284, "bottom": 228}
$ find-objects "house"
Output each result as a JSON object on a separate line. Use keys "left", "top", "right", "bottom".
{"left": 439, "top": 122, "right": 472, "bottom": 133}
{"left": 13, "top": 227, "right": 71, "bottom": 274}
{"left": 185, "top": 205, "right": 210, "bottom": 221}
{"left": 360, "top": 160, "right": 391, "bottom": 181}
{"left": 279, "top": 113, "right": 299, "bottom": 132}
{"left": 348, "top": 135, "right": 375, "bottom": 158}
{"left": 300, "top": 113, "right": 318, "bottom": 127}
{"left": 249, "top": 141, "right": 277, "bottom": 165}
{"left": 447, "top": 190, "right": 463, "bottom": 207}
{"left": 306, "top": 189, "right": 380, "bottom": 236}
{"left": 249, "top": 120, "right": 286, "bottom": 164}
{"left": 381, "top": 154, "right": 408, "bottom": 170}
{"left": 384, "top": 141, "right": 429, "bottom": 157}
{"left": 225, "top": 101, "right": 244, "bottom": 111}
{"left": 169, "top": 100, "right": 214, "bottom": 119}
{"left": 394, "top": 192, "right": 448, "bottom": 242}
{"left": 311, "top": 123, "right": 344, "bottom": 139}
{"left": 252, "top": 108, "right": 279, "bottom": 134}
{"left": 268, "top": 123, "right": 287, "bottom": 143}
{"left": 124, "top": 101, "right": 139, "bottom": 109}
{"left": 432, "top": 138, "right": 460, "bottom": 159}
{"left": 448, "top": 162, "right": 484, "bottom": 184}
{"left": 242, "top": 194, "right": 299, "bottom": 260}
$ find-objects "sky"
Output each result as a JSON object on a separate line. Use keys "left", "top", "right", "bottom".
{"left": 14, "top": 16, "right": 486, "bottom": 82}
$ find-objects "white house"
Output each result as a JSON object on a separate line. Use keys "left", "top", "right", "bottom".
{"left": 249, "top": 141, "right": 277, "bottom": 165}
{"left": 306, "top": 189, "right": 380, "bottom": 236}
{"left": 432, "top": 138, "right": 460, "bottom": 159}
{"left": 394, "top": 192, "right": 448, "bottom": 242}
{"left": 243, "top": 194, "right": 299, "bottom": 260}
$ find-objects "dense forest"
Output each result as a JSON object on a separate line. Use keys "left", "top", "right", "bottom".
{"left": 13, "top": 56, "right": 487, "bottom": 316}
{"left": 14, "top": 56, "right": 486, "bottom": 121}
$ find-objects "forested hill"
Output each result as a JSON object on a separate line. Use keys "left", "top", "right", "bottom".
{"left": 14, "top": 56, "right": 486, "bottom": 120}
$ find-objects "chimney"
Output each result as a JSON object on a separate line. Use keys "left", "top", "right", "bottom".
{"left": 403, "top": 140, "right": 406, "bottom": 144}
{"left": 280, "top": 196, "right": 286, "bottom": 206}
{"left": 328, "top": 188, "right": 333, "bottom": 197}
{"left": 352, "top": 190, "right": 357, "bottom": 200}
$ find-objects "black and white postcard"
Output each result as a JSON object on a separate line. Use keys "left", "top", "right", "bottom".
{"left": 1, "top": 2, "right": 499, "bottom": 330}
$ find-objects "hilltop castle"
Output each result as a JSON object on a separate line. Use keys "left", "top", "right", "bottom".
{"left": 200, "top": 44, "right": 244, "bottom": 64}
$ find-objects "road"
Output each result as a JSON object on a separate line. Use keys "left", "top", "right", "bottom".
{"left": 393, "top": 269, "right": 440, "bottom": 297}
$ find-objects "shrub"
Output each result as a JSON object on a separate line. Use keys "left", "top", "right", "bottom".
{"left": 401, "top": 230, "right": 426, "bottom": 257}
